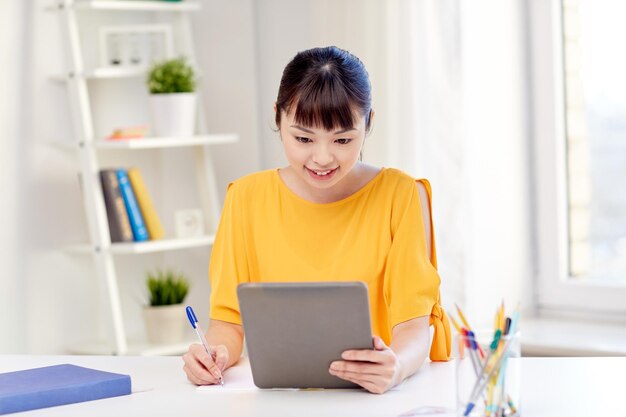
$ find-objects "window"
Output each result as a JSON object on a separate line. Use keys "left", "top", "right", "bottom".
{"left": 530, "top": 0, "right": 626, "bottom": 315}
{"left": 563, "top": 0, "right": 626, "bottom": 282}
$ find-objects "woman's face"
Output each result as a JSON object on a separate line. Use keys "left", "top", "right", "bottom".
{"left": 278, "top": 108, "right": 367, "bottom": 191}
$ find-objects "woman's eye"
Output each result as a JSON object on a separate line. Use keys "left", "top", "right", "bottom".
{"left": 336, "top": 138, "right": 352, "bottom": 145}
{"left": 295, "top": 136, "right": 311, "bottom": 143}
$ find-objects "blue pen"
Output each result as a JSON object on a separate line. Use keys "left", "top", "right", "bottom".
{"left": 186, "top": 306, "right": 224, "bottom": 386}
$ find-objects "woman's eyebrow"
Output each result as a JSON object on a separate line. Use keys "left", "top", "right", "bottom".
{"left": 333, "top": 127, "right": 356, "bottom": 134}
{"left": 290, "top": 125, "right": 356, "bottom": 134}
{"left": 290, "top": 125, "right": 315, "bottom": 134}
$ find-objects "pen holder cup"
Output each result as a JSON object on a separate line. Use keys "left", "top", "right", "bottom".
{"left": 454, "top": 330, "right": 521, "bottom": 417}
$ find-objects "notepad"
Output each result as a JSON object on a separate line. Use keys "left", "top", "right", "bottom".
{"left": 196, "top": 358, "right": 259, "bottom": 391}
{"left": 196, "top": 358, "right": 302, "bottom": 391}
{"left": 0, "top": 363, "right": 131, "bottom": 414}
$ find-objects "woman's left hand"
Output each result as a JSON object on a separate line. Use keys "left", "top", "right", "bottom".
{"left": 329, "top": 336, "right": 402, "bottom": 394}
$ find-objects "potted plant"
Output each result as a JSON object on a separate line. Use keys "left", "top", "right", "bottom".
{"left": 147, "top": 56, "right": 197, "bottom": 137}
{"left": 143, "top": 268, "right": 190, "bottom": 344}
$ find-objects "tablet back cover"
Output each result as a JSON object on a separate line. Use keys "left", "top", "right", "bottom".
{"left": 237, "top": 281, "right": 373, "bottom": 389}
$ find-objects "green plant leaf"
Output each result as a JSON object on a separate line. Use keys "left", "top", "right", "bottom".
{"left": 147, "top": 57, "right": 196, "bottom": 94}
{"left": 146, "top": 268, "right": 190, "bottom": 306}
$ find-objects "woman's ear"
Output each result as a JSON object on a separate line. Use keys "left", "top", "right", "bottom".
{"left": 367, "top": 109, "right": 375, "bottom": 134}
{"left": 274, "top": 103, "right": 282, "bottom": 138}
{"left": 274, "top": 103, "right": 283, "bottom": 140}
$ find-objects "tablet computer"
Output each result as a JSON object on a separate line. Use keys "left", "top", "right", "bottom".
{"left": 237, "top": 281, "right": 373, "bottom": 389}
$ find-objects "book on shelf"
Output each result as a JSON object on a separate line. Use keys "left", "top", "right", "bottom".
{"left": 100, "top": 170, "right": 134, "bottom": 243}
{"left": 0, "top": 363, "right": 131, "bottom": 414}
{"left": 116, "top": 169, "right": 149, "bottom": 242}
{"left": 127, "top": 167, "right": 165, "bottom": 240}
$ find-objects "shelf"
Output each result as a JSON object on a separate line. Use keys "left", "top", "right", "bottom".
{"left": 66, "top": 235, "right": 215, "bottom": 254}
{"left": 85, "top": 66, "right": 147, "bottom": 79}
{"left": 95, "top": 134, "right": 238, "bottom": 149}
{"left": 68, "top": 338, "right": 197, "bottom": 356}
{"left": 49, "top": 68, "right": 143, "bottom": 82}
{"left": 69, "top": 1, "right": 202, "bottom": 12}
{"left": 53, "top": 134, "right": 238, "bottom": 150}
{"left": 51, "top": 66, "right": 202, "bottom": 81}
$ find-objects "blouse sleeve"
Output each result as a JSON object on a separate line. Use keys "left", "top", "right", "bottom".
{"left": 383, "top": 179, "right": 451, "bottom": 361}
{"left": 208, "top": 182, "right": 249, "bottom": 325}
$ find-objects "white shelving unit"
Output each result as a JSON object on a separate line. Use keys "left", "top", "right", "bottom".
{"left": 52, "top": 0, "right": 235, "bottom": 355}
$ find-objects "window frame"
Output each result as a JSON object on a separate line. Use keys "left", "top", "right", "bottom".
{"left": 530, "top": 0, "right": 626, "bottom": 316}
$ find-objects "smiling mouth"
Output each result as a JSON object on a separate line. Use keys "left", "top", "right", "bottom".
{"left": 305, "top": 166, "right": 339, "bottom": 181}
{"left": 307, "top": 167, "right": 338, "bottom": 177}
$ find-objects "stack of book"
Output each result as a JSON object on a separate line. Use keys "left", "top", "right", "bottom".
{"left": 100, "top": 168, "right": 164, "bottom": 243}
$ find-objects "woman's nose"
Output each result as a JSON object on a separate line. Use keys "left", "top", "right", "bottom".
{"left": 312, "top": 145, "right": 333, "bottom": 166}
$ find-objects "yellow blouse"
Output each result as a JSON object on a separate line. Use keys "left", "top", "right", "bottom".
{"left": 209, "top": 168, "right": 451, "bottom": 361}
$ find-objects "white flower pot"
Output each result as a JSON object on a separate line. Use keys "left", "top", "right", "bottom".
{"left": 149, "top": 93, "right": 197, "bottom": 137}
{"left": 143, "top": 303, "right": 186, "bottom": 344}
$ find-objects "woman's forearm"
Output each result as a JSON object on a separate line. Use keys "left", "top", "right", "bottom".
{"left": 390, "top": 315, "right": 431, "bottom": 382}
{"left": 206, "top": 319, "right": 244, "bottom": 368}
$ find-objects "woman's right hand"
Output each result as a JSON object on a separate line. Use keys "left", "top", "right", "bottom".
{"left": 182, "top": 343, "right": 229, "bottom": 385}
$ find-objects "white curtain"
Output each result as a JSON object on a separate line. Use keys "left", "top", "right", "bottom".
{"left": 308, "top": 0, "right": 465, "bottom": 306}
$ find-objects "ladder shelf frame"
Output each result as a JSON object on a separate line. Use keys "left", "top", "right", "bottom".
{"left": 56, "top": 0, "right": 230, "bottom": 355}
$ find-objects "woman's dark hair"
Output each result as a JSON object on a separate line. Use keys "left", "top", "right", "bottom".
{"left": 275, "top": 46, "right": 372, "bottom": 133}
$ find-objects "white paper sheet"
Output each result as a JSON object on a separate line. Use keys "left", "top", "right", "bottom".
{"left": 196, "top": 358, "right": 259, "bottom": 391}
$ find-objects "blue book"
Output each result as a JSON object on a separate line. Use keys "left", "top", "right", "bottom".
{"left": 0, "top": 364, "right": 131, "bottom": 414}
{"left": 117, "top": 169, "right": 149, "bottom": 242}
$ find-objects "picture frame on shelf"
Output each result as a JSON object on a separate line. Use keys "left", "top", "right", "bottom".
{"left": 99, "top": 24, "right": 174, "bottom": 69}
{"left": 175, "top": 209, "right": 205, "bottom": 238}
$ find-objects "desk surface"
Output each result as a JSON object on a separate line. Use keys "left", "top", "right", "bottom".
{"left": 1, "top": 355, "right": 624, "bottom": 417}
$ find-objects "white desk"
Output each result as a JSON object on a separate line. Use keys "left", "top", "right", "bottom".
{"left": 1, "top": 355, "right": 624, "bottom": 417}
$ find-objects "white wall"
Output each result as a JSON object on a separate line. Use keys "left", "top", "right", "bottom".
{"left": 0, "top": 1, "right": 26, "bottom": 353}
{"left": 191, "top": 0, "right": 262, "bottom": 195}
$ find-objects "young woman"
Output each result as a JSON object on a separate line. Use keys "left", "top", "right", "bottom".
{"left": 182, "top": 46, "right": 451, "bottom": 394}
